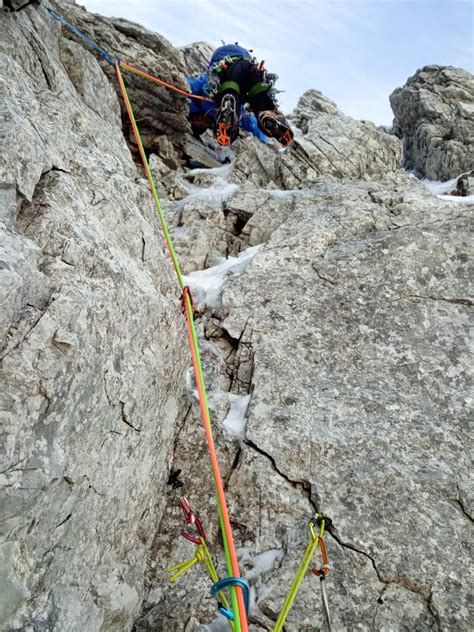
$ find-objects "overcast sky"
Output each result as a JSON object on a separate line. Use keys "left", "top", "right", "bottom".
{"left": 82, "top": 0, "right": 473, "bottom": 125}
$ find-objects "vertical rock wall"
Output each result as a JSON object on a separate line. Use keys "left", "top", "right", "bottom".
{"left": 0, "top": 4, "right": 189, "bottom": 630}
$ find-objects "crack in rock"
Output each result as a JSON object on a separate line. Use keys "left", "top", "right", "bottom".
{"left": 330, "top": 531, "right": 442, "bottom": 630}
{"left": 244, "top": 438, "right": 319, "bottom": 513}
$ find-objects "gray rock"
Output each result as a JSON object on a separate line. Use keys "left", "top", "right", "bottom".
{"left": 3, "top": 2, "right": 474, "bottom": 631}
{"left": 390, "top": 65, "right": 474, "bottom": 180}
{"left": 0, "top": 6, "right": 189, "bottom": 630}
{"left": 230, "top": 90, "right": 402, "bottom": 189}
{"left": 140, "top": 152, "right": 473, "bottom": 630}
{"left": 218, "top": 181, "right": 473, "bottom": 631}
{"left": 179, "top": 41, "right": 214, "bottom": 76}
{"left": 56, "top": 0, "right": 192, "bottom": 162}
{"left": 183, "top": 134, "right": 234, "bottom": 170}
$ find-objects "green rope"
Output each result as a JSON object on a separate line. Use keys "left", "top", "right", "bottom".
{"left": 117, "top": 62, "right": 185, "bottom": 289}
{"left": 185, "top": 292, "right": 242, "bottom": 630}
{"left": 117, "top": 62, "right": 244, "bottom": 631}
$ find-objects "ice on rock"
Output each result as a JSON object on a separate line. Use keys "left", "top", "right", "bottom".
{"left": 421, "top": 176, "right": 474, "bottom": 204}
{"left": 183, "top": 245, "right": 262, "bottom": 309}
{"left": 173, "top": 182, "right": 239, "bottom": 212}
{"left": 222, "top": 393, "right": 251, "bottom": 443}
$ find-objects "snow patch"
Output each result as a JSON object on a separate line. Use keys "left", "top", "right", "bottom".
{"left": 238, "top": 547, "right": 285, "bottom": 581}
{"left": 186, "top": 163, "right": 234, "bottom": 179}
{"left": 222, "top": 394, "right": 251, "bottom": 443}
{"left": 184, "top": 245, "right": 262, "bottom": 309}
{"left": 420, "top": 176, "right": 459, "bottom": 195}
{"left": 436, "top": 194, "right": 474, "bottom": 204}
{"left": 419, "top": 175, "right": 474, "bottom": 204}
{"left": 173, "top": 183, "right": 238, "bottom": 212}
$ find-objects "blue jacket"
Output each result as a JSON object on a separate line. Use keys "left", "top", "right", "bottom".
{"left": 187, "top": 75, "right": 269, "bottom": 143}
{"left": 209, "top": 44, "right": 251, "bottom": 68}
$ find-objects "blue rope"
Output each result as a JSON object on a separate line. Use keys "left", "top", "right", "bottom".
{"left": 45, "top": 6, "right": 116, "bottom": 66}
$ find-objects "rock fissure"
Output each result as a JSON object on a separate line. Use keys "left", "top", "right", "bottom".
{"left": 406, "top": 294, "right": 473, "bottom": 307}
{"left": 244, "top": 439, "right": 318, "bottom": 513}
{"left": 451, "top": 487, "right": 473, "bottom": 523}
{"left": 119, "top": 401, "right": 141, "bottom": 433}
{"left": 330, "top": 529, "right": 440, "bottom": 627}
{"left": 1, "top": 293, "right": 56, "bottom": 360}
{"left": 54, "top": 513, "right": 72, "bottom": 529}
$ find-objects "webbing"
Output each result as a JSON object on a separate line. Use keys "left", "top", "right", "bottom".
{"left": 115, "top": 60, "right": 248, "bottom": 632}
{"left": 248, "top": 81, "right": 269, "bottom": 99}
{"left": 218, "top": 80, "right": 241, "bottom": 94}
{"left": 273, "top": 518, "right": 327, "bottom": 631}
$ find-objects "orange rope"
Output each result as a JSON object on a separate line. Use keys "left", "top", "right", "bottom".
{"left": 120, "top": 61, "right": 214, "bottom": 102}
{"left": 115, "top": 60, "right": 248, "bottom": 631}
{"left": 182, "top": 294, "right": 248, "bottom": 630}
{"left": 116, "top": 61, "right": 184, "bottom": 285}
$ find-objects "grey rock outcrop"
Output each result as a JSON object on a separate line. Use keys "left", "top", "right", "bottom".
{"left": 56, "top": 0, "right": 191, "bottom": 165}
{"left": 230, "top": 89, "right": 402, "bottom": 189}
{"left": 136, "top": 136, "right": 473, "bottom": 631}
{"left": 0, "top": 4, "right": 189, "bottom": 630}
{"left": 179, "top": 41, "right": 214, "bottom": 76}
{"left": 390, "top": 65, "right": 474, "bottom": 180}
{"left": 2, "top": 2, "right": 473, "bottom": 631}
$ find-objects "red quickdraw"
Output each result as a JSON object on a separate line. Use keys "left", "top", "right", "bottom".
{"left": 179, "top": 496, "right": 207, "bottom": 545}
{"left": 311, "top": 537, "right": 330, "bottom": 578}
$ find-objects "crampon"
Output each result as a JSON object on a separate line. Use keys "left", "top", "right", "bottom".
{"left": 215, "top": 94, "right": 238, "bottom": 146}
{"left": 258, "top": 110, "right": 294, "bottom": 147}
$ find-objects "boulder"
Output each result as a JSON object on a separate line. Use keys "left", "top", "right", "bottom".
{"left": 390, "top": 65, "right": 474, "bottom": 180}
{"left": 179, "top": 41, "right": 214, "bottom": 76}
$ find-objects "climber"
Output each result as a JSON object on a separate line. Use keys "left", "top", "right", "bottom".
{"left": 200, "top": 43, "right": 294, "bottom": 147}
{"left": 187, "top": 74, "right": 269, "bottom": 144}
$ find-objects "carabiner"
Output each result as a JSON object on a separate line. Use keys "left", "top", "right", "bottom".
{"left": 211, "top": 577, "right": 250, "bottom": 621}
{"left": 179, "top": 496, "right": 207, "bottom": 544}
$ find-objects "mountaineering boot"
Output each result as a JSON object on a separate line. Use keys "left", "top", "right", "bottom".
{"left": 215, "top": 94, "right": 239, "bottom": 146}
{"left": 258, "top": 110, "right": 294, "bottom": 147}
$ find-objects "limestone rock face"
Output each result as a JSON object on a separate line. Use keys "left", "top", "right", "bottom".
{"left": 0, "top": 5, "right": 189, "bottom": 630}
{"left": 179, "top": 41, "right": 214, "bottom": 76}
{"left": 56, "top": 0, "right": 191, "bottom": 165}
{"left": 390, "top": 65, "right": 474, "bottom": 180}
{"left": 230, "top": 90, "right": 402, "bottom": 189}
{"left": 2, "top": 3, "right": 473, "bottom": 632}
{"left": 136, "top": 137, "right": 473, "bottom": 631}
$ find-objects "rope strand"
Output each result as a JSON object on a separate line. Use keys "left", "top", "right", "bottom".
{"left": 115, "top": 60, "right": 248, "bottom": 632}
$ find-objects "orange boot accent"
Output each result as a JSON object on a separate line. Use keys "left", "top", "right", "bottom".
{"left": 217, "top": 122, "right": 231, "bottom": 146}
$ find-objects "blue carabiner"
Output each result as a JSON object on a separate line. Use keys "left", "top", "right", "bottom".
{"left": 211, "top": 577, "right": 250, "bottom": 621}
